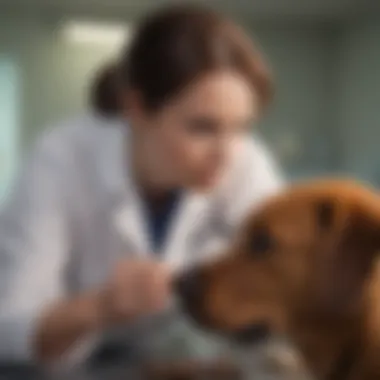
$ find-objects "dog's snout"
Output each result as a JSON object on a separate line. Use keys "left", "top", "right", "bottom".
{"left": 174, "top": 269, "right": 204, "bottom": 303}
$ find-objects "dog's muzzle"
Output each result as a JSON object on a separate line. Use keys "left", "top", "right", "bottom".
{"left": 175, "top": 269, "right": 204, "bottom": 305}
{"left": 175, "top": 269, "right": 274, "bottom": 348}
{"left": 231, "top": 323, "right": 271, "bottom": 346}
{"left": 174, "top": 268, "right": 212, "bottom": 324}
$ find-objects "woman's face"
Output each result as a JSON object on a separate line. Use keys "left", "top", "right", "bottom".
{"left": 128, "top": 70, "right": 257, "bottom": 191}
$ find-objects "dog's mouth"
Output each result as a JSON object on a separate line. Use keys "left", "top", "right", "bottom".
{"left": 182, "top": 307, "right": 273, "bottom": 348}
{"left": 178, "top": 295, "right": 273, "bottom": 347}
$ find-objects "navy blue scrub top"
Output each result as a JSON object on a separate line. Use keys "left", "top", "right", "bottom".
{"left": 142, "top": 191, "right": 182, "bottom": 253}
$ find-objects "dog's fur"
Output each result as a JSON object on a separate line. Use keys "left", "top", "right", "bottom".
{"left": 177, "top": 179, "right": 380, "bottom": 380}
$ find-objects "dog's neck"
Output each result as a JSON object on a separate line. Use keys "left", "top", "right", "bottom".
{"left": 290, "top": 318, "right": 362, "bottom": 380}
{"left": 291, "top": 263, "right": 380, "bottom": 380}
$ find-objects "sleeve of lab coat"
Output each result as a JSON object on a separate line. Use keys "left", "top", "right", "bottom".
{"left": 0, "top": 129, "right": 72, "bottom": 363}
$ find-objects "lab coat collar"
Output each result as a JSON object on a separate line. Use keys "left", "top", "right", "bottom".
{"left": 97, "top": 116, "right": 129, "bottom": 199}
{"left": 98, "top": 119, "right": 151, "bottom": 255}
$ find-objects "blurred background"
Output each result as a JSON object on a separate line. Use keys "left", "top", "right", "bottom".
{"left": 0, "top": 0, "right": 380, "bottom": 200}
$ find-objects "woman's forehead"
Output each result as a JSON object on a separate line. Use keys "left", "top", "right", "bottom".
{"left": 166, "top": 71, "right": 257, "bottom": 119}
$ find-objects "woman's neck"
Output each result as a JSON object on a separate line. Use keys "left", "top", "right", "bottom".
{"left": 130, "top": 137, "right": 177, "bottom": 199}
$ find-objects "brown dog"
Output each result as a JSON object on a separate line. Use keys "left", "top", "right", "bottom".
{"left": 176, "top": 179, "right": 380, "bottom": 380}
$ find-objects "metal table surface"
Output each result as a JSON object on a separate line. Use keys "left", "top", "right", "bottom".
{"left": 0, "top": 320, "right": 313, "bottom": 380}
{"left": 0, "top": 344, "right": 149, "bottom": 380}
{"left": 0, "top": 364, "right": 146, "bottom": 380}
{"left": 0, "top": 360, "right": 240, "bottom": 380}
{"left": 0, "top": 349, "right": 314, "bottom": 380}
{"left": 0, "top": 314, "right": 229, "bottom": 380}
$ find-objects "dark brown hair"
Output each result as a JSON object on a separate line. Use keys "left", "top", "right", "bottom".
{"left": 91, "top": 5, "right": 273, "bottom": 116}
{"left": 90, "top": 63, "right": 121, "bottom": 117}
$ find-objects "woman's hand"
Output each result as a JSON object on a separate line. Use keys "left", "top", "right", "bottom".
{"left": 98, "top": 259, "right": 172, "bottom": 327}
{"left": 34, "top": 259, "right": 172, "bottom": 363}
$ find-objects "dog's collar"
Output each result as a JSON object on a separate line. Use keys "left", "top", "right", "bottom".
{"left": 327, "top": 343, "right": 358, "bottom": 380}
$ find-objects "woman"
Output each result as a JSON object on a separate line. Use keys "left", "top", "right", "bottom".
{"left": 0, "top": 5, "right": 283, "bottom": 365}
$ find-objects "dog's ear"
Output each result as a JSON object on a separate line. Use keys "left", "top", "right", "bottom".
{"left": 316, "top": 200, "right": 335, "bottom": 230}
{"left": 315, "top": 194, "right": 380, "bottom": 317}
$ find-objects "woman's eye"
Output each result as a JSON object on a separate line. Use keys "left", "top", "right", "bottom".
{"left": 250, "top": 228, "right": 274, "bottom": 257}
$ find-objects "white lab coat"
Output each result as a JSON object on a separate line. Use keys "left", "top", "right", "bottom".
{"left": 0, "top": 113, "right": 283, "bottom": 364}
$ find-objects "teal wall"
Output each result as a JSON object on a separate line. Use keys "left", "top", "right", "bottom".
{"left": 253, "top": 27, "right": 337, "bottom": 178}
{"left": 335, "top": 22, "right": 380, "bottom": 184}
{"left": 0, "top": 15, "right": 121, "bottom": 148}
{"left": 0, "top": 14, "right": 379, "bottom": 183}
{"left": 0, "top": 56, "right": 19, "bottom": 200}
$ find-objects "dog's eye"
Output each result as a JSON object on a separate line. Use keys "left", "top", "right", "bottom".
{"left": 250, "top": 228, "right": 274, "bottom": 257}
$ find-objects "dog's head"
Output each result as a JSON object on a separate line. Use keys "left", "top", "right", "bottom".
{"left": 176, "top": 180, "right": 380, "bottom": 345}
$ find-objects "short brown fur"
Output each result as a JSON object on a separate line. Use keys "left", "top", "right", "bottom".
{"left": 180, "top": 179, "right": 380, "bottom": 380}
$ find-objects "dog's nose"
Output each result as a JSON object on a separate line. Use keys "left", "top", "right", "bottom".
{"left": 174, "top": 269, "right": 203, "bottom": 303}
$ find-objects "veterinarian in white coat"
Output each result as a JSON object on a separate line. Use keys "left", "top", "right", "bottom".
{"left": 0, "top": 5, "right": 283, "bottom": 366}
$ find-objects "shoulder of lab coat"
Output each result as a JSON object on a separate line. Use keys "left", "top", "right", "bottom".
{"left": 0, "top": 113, "right": 119, "bottom": 365}
{"left": 222, "top": 134, "right": 284, "bottom": 224}
{"left": 198, "top": 134, "right": 285, "bottom": 261}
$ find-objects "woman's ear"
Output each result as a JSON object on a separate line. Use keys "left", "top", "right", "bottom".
{"left": 125, "top": 89, "right": 147, "bottom": 122}
{"left": 315, "top": 194, "right": 380, "bottom": 317}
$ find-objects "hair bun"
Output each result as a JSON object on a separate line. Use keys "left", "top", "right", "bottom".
{"left": 90, "top": 63, "right": 121, "bottom": 117}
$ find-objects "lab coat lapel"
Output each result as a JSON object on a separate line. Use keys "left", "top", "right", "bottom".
{"left": 113, "top": 192, "right": 150, "bottom": 255}
{"left": 100, "top": 121, "right": 150, "bottom": 256}
{"left": 163, "top": 191, "right": 209, "bottom": 272}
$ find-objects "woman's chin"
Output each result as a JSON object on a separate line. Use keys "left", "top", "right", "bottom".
{"left": 191, "top": 175, "right": 220, "bottom": 193}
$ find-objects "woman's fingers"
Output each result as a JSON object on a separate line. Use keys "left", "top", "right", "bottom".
{"left": 102, "top": 259, "right": 173, "bottom": 326}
